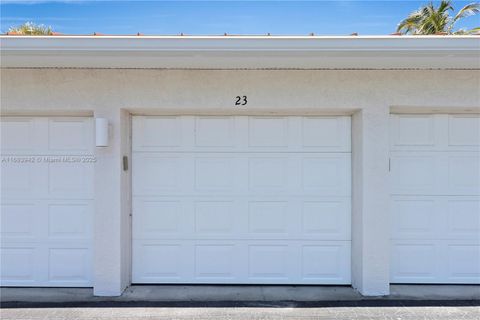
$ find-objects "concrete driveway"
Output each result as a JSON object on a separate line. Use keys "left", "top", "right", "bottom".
{"left": 1, "top": 305, "right": 479, "bottom": 320}
{"left": 2, "top": 285, "right": 479, "bottom": 319}
{"left": 2, "top": 301, "right": 480, "bottom": 320}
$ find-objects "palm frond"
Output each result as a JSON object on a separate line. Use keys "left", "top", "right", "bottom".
{"left": 453, "top": 2, "right": 480, "bottom": 22}
{"left": 437, "top": 0, "right": 454, "bottom": 14}
{"left": 397, "top": 8, "right": 424, "bottom": 33}
{"left": 8, "top": 22, "right": 52, "bottom": 35}
{"left": 397, "top": 1, "right": 479, "bottom": 35}
{"left": 465, "top": 26, "right": 480, "bottom": 34}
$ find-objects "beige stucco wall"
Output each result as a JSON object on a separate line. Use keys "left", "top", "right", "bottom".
{"left": 2, "top": 69, "right": 479, "bottom": 112}
{"left": 1, "top": 69, "right": 479, "bottom": 296}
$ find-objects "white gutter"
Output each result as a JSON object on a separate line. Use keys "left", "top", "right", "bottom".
{"left": 1, "top": 35, "right": 479, "bottom": 69}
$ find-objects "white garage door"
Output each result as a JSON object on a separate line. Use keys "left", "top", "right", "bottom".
{"left": 1, "top": 117, "right": 94, "bottom": 287}
{"left": 390, "top": 114, "right": 480, "bottom": 284}
{"left": 132, "top": 116, "right": 351, "bottom": 284}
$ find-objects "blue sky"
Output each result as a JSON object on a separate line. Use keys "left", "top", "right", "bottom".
{"left": 1, "top": 1, "right": 479, "bottom": 35}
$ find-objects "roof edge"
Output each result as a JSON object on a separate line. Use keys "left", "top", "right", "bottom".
{"left": 1, "top": 36, "right": 479, "bottom": 69}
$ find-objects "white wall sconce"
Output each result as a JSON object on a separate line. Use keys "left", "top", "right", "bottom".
{"left": 95, "top": 118, "right": 109, "bottom": 147}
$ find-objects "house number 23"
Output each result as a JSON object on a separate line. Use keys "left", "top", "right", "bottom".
{"left": 235, "top": 96, "right": 247, "bottom": 106}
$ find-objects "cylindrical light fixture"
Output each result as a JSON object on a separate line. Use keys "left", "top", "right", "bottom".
{"left": 95, "top": 118, "right": 109, "bottom": 147}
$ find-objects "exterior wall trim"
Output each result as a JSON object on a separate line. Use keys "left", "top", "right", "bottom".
{"left": 2, "top": 36, "right": 479, "bottom": 69}
{"left": 390, "top": 106, "right": 480, "bottom": 114}
{"left": 0, "top": 109, "right": 94, "bottom": 117}
{"left": 127, "top": 108, "right": 358, "bottom": 116}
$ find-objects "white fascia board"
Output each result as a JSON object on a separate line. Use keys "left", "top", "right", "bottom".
{"left": 1, "top": 36, "right": 479, "bottom": 69}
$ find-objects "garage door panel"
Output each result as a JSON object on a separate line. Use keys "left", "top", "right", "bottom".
{"left": 132, "top": 242, "right": 193, "bottom": 281}
{"left": 134, "top": 153, "right": 350, "bottom": 196}
{"left": 390, "top": 113, "right": 480, "bottom": 284}
{"left": 1, "top": 117, "right": 93, "bottom": 155}
{"left": 47, "top": 202, "right": 93, "bottom": 240}
{"left": 1, "top": 161, "right": 42, "bottom": 199}
{"left": 302, "top": 117, "right": 351, "bottom": 150}
{"left": 446, "top": 199, "right": 480, "bottom": 239}
{"left": 1, "top": 159, "right": 94, "bottom": 200}
{"left": 1, "top": 238, "right": 93, "bottom": 287}
{"left": 446, "top": 244, "right": 480, "bottom": 282}
{"left": 391, "top": 196, "right": 480, "bottom": 241}
{"left": 391, "top": 241, "right": 440, "bottom": 283}
{"left": 301, "top": 155, "right": 351, "bottom": 196}
{"left": 132, "top": 240, "right": 351, "bottom": 284}
{"left": 448, "top": 115, "right": 480, "bottom": 148}
{"left": 47, "top": 162, "right": 94, "bottom": 198}
{"left": 390, "top": 154, "right": 439, "bottom": 195}
{"left": 248, "top": 244, "right": 293, "bottom": 280}
{"left": 133, "top": 200, "right": 186, "bottom": 236}
{"left": 194, "top": 200, "right": 238, "bottom": 234}
{"left": 0, "top": 242, "right": 92, "bottom": 287}
{"left": 47, "top": 118, "right": 94, "bottom": 154}
{"left": 391, "top": 152, "right": 480, "bottom": 195}
{"left": 1, "top": 116, "right": 94, "bottom": 287}
{"left": 1, "top": 117, "right": 45, "bottom": 154}
{"left": 391, "top": 240, "right": 480, "bottom": 284}
{"left": 301, "top": 244, "right": 351, "bottom": 283}
{"left": 248, "top": 117, "right": 289, "bottom": 148}
{"left": 195, "top": 244, "right": 241, "bottom": 280}
{"left": 2, "top": 200, "right": 93, "bottom": 239}
{"left": 301, "top": 200, "right": 351, "bottom": 239}
{"left": 447, "top": 155, "right": 480, "bottom": 194}
{"left": 133, "top": 116, "right": 186, "bottom": 149}
{"left": 133, "top": 116, "right": 351, "bottom": 153}
{"left": 47, "top": 247, "right": 91, "bottom": 284}
{"left": 248, "top": 157, "right": 288, "bottom": 192}
{"left": 196, "top": 157, "right": 237, "bottom": 191}
{"left": 194, "top": 117, "right": 236, "bottom": 147}
{"left": 133, "top": 197, "right": 350, "bottom": 241}
{"left": 391, "top": 114, "right": 480, "bottom": 152}
{"left": 390, "top": 114, "right": 436, "bottom": 150}
{"left": 390, "top": 198, "right": 441, "bottom": 240}
{"left": 1, "top": 203, "right": 38, "bottom": 240}
{"left": 0, "top": 247, "right": 37, "bottom": 285}
{"left": 132, "top": 155, "right": 189, "bottom": 195}
{"left": 133, "top": 115, "right": 351, "bottom": 284}
{"left": 0, "top": 118, "right": 35, "bottom": 152}
{"left": 248, "top": 201, "right": 291, "bottom": 234}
